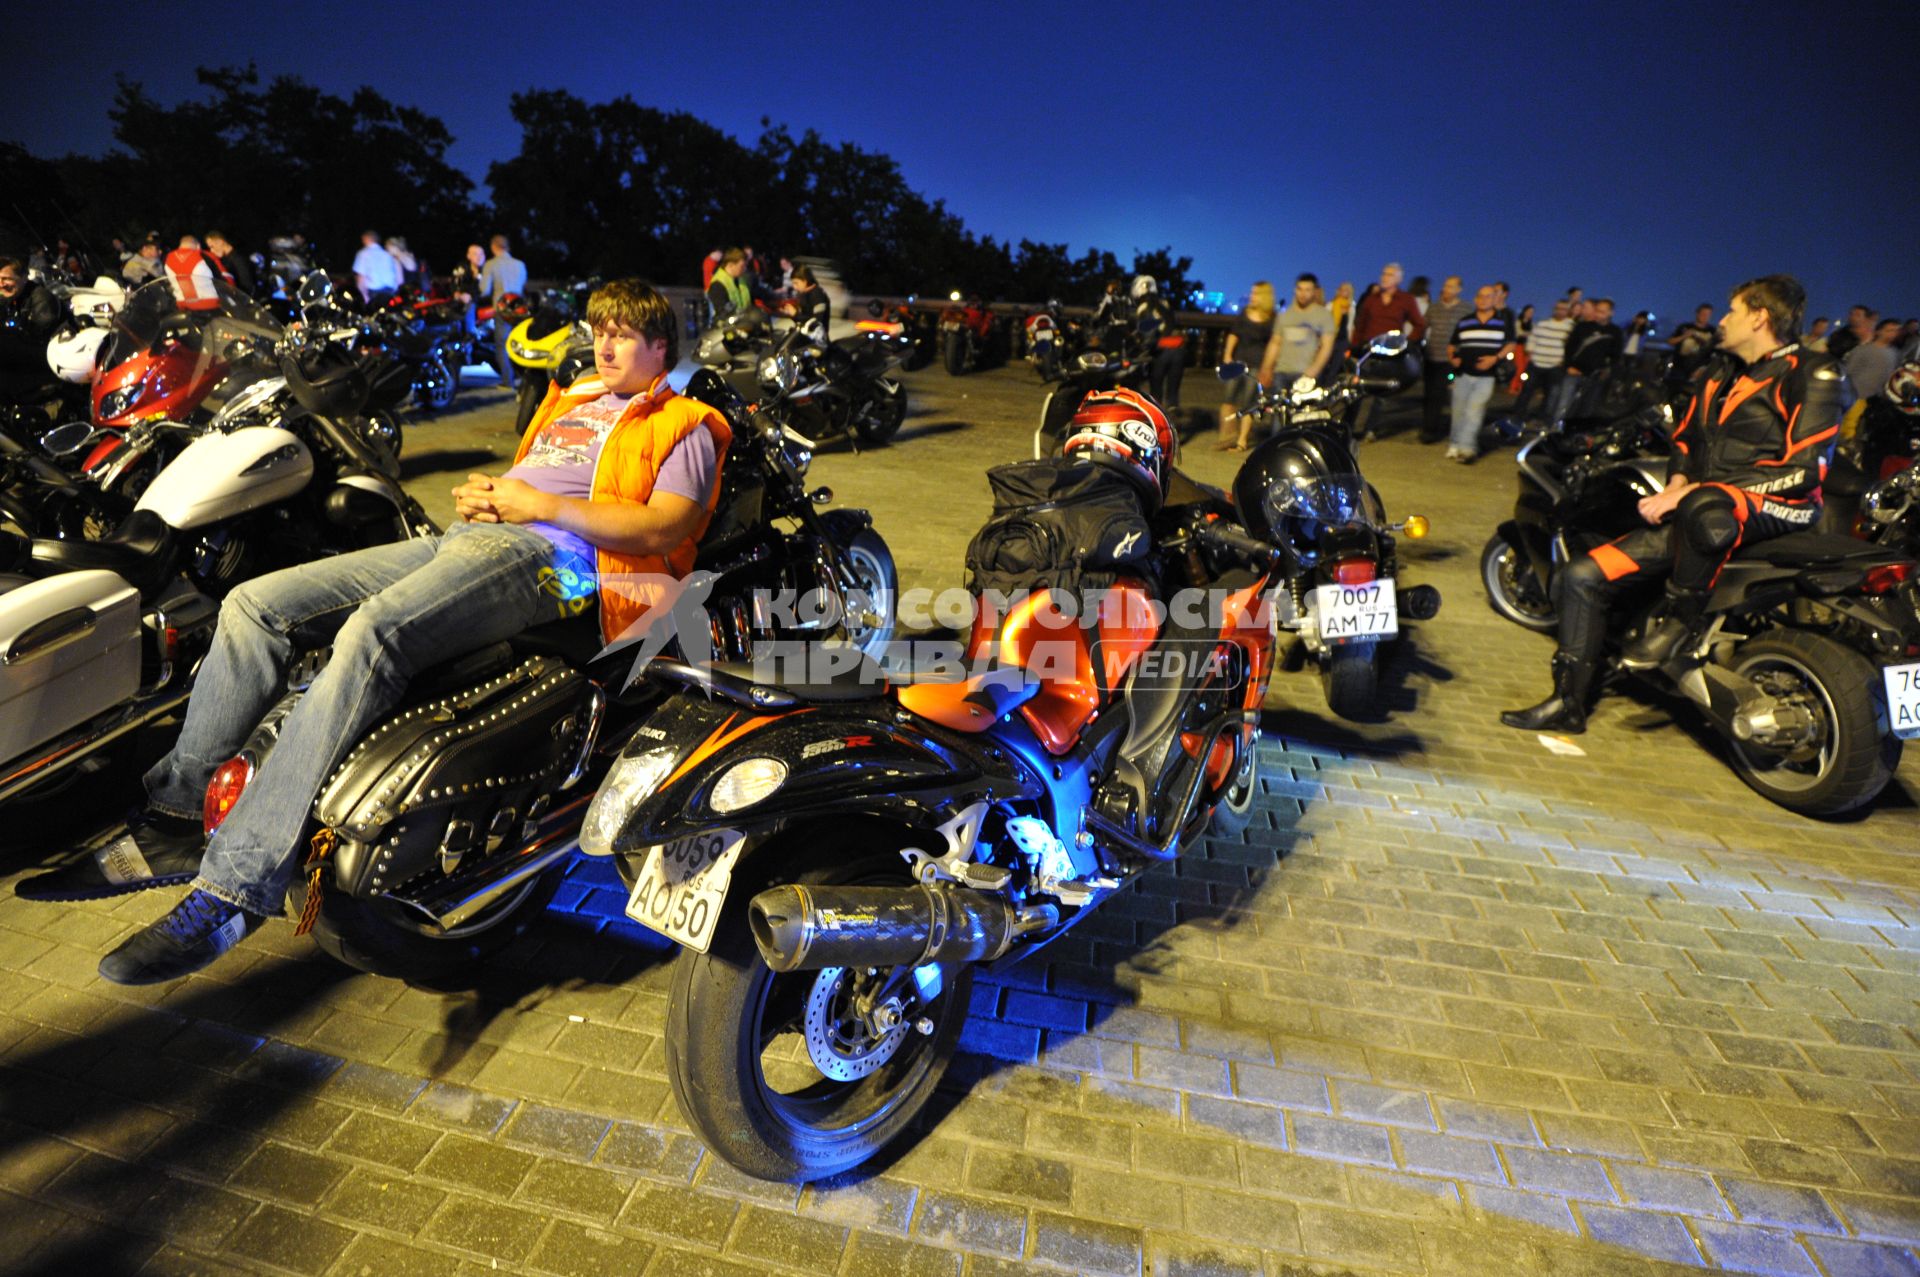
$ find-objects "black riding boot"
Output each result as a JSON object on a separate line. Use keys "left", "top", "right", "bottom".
{"left": 1500, "top": 650, "right": 1597, "bottom": 734}
{"left": 1619, "top": 583, "right": 1708, "bottom": 670}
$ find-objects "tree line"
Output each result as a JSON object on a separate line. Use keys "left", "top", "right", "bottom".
{"left": 3, "top": 66, "right": 1203, "bottom": 307}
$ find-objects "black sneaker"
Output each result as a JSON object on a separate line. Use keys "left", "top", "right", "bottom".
{"left": 15, "top": 811, "right": 206, "bottom": 902}
{"left": 97, "top": 889, "right": 263, "bottom": 985}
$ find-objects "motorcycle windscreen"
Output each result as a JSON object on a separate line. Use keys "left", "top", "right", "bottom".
{"left": 97, "top": 278, "right": 285, "bottom": 423}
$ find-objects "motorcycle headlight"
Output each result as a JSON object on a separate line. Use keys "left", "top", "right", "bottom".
{"left": 784, "top": 442, "right": 812, "bottom": 475}
{"left": 99, "top": 386, "right": 139, "bottom": 419}
{"left": 757, "top": 353, "right": 798, "bottom": 394}
{"left": 508, "top": 337, "right": 534, "bottom": 360}
{"left": 710, "top": 757, "right": 787, "bottom": 815}
{"left": 579, "top": 746, "right": 677, "bottom": 855}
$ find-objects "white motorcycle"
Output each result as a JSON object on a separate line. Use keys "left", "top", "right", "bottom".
{"left": 0, "top": 325, "right": 436, "bottom": 806}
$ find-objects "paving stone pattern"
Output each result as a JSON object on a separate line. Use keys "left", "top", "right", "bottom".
{"left": 1, "top": 367, "right": 1916, "bottom": 1275}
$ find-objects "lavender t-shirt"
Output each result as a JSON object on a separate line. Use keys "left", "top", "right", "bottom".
{"left": 503, "top": 391, "right": 719, "bottom": 614}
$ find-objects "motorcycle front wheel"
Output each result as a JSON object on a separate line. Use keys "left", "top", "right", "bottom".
{"left": 416, "top": 354, "right": 459, "bottom": 413}
{"left": 513, "top": 371, "right": 548, "bottom": 436}
{"left": 942, "top": 331, "right": 967, "bottom": 376}
{"left": 1723, "top": 630, "right": 1901, "bottom": 816}
{"left": 851, "top": 380, "right": 907, "bottom": 445}
{"left": 1322, "top": 640, "right": 1379, "bottom": 722}
{"left": 832, "top": 525, "right": 898, "bottom": 660}
{"left": 665, "top": 837, "right": 972, "bottom": 1182}
{"left": 1480, "top": 532, "right": 1557, "bottom": 632}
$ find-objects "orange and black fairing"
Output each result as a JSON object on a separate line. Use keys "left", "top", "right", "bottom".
{"left": 602, "top": 685, "right": 1036, "bottom": 862}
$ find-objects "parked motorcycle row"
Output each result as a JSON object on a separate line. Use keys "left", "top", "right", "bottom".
{"left": 7, "top": 271, "right": 1920, "bottom": 1194}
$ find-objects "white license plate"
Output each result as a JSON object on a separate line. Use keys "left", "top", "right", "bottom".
{"left": 1883, "top": 663, "right": 1920, "bottom": 740}
{"left": 624, "top": 828, "right": 746, "bottom": 952}
{"left": 1314, "top": 580, "right": 1398, "bottom": 642}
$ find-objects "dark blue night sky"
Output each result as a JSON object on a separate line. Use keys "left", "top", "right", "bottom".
{"left": 8, "top": 0, "right": 1917, "bottom": 325}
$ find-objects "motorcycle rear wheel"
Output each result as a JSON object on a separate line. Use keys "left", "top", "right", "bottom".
{"left": 416, "top": 354, "right": 459, "bottom": 413}
{"left": 1480, "top": 532, "right": 1557, "bottom": 632}
{"left": 1723, "top": 630, "right": 1901, "bottom": 816}
{"left": 1322, "top": 640, "right": 1379, "bottom": 722}
{"left": 665, "top": 836, "right": 971, "bottom": 1182}
{"left": 942, "top": 331, "right": 967, "bottom": 376}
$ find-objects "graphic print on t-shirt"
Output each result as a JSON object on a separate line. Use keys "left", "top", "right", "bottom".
{"left": 518, "top": 393, "right": 631, "bottom": 470}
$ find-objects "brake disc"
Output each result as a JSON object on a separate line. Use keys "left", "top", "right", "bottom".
{"left": 801, "top": 967, "right": 908, "bottom": 1082}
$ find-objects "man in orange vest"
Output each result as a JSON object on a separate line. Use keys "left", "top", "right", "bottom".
{"left": 23, "top": 281, "right": 732, "bottom": 984}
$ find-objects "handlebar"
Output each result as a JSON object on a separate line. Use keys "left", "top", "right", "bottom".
{"left": 1195, "top": 519, "right": 1281, "bottom": 570}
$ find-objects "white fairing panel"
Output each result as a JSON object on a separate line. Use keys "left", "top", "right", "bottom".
{"left": 135, "top": 428, "right": 313, "bottom": 529}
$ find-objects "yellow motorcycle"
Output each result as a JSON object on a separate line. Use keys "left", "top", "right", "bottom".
{"left": 505, "top": 280, "right": 595, "bottom": 433}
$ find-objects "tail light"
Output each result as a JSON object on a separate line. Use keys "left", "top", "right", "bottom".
{"left": 204, "top": 756, "right": 254, "bottom": 833}
{"left": 1332, "top": 558, "right": 1377, "bottom": 586}
{"left": 1863, "top": 562, "right": 1916, "bottom": 595}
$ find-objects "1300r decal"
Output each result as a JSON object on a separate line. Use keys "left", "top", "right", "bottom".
{"left": 800, "top": 735, "right": 876, "bottom": 759}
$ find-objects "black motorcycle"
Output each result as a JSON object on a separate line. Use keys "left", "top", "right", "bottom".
{"left": 1216, "top": 336, "right": 1441, "bottom": 720}
{"left": 1482, "top": 413, "right": 1918, "bottom": 815}
{"left": 206, "top": 368, "right": 899, "bottom": 978}
{"left": 754, "top": 320, "right": 910, "bottom": 450}
{"left": 574, "top": 449, "right": 1289, "bottom": 1181}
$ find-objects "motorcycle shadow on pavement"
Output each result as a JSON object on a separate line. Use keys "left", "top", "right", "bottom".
{"left": 398, "top": 448, "right": 501, "bottom": 481}
{"left": 836, "top": 707, "right": 1431, "bottom": 1186}
{"left": 0, "top": 956, "right": 364, "bottom": 1274}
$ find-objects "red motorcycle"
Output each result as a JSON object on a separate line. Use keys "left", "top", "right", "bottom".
{"left": 76, "top": 279, "right": 285, "bottom": 519}
{"left": 939, "top": 292, "right": 1000, "bottom": 375}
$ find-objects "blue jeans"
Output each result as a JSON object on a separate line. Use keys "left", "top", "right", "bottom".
{"left": 1544, "top": 370, "right": 1583, "bottom": 425}
{"left": 145, "top": 523, "right": 554, "bottom": 916}
{"left": 493, "top": 317, "right": 516, "bottom": 389}
{"left": 1513, "top": 364, "right": 1563, "bottom": 420}
{"left": 1449, "top": 375, "right": 1496, "bottom": 454}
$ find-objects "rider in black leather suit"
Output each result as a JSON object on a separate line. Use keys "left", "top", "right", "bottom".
{"left": 1504, "top": 275, "right": 1842, "bottom": 733}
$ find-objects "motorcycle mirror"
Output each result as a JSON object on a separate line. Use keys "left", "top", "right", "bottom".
{"left": 297, "top": 271, "right": 333, "bottom": 306}
{"left": 39, "top": 421, "right": 96, "bottom": 458}
{"left": 1217, "top": 361, "right": 1248, "bottom": 382}
{"left": 1367, "top": 333, "right": 1408, "bottom": 357}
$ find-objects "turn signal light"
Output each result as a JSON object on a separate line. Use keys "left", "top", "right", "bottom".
{"left": 1403, "top": 515, "right": 1430, "bottom": 539}
{"left": 1333, "top": 558, "right": 1378, "bottom": 586}
{"left": 204, "top": 756, "right": 255, "bottom": 833}
{"left": 1862, "top": 562, "right": 1915, "bottom": 595}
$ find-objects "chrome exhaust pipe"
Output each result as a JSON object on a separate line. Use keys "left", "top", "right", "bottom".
{"left": 385, "top": 795, "right": 590, "bottom": 931}
{"left": 749, "top": 882, "right": 1055, "bottom": 973}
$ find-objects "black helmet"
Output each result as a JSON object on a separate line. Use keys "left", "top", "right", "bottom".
{"left": 1231, "top": 432, "right": 1367, "bottom": 560}
{"left": 280, "top": 344, "right": 368, "bottom": 418}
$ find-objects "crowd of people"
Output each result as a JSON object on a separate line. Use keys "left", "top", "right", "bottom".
{"left": 1212, "top": 261, "right": 1919, "bottom": 463}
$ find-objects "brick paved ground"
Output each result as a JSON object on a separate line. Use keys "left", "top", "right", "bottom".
{"left": 2, "top": 362, "right": 1916, "bottom": 1276}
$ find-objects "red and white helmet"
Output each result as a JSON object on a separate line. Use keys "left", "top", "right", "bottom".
{"left": 1886, "top": 360, "right": 1920, "bottom": 418}
{"left": 1063, "top": 385, "right": 1177, "bottom": 509}
{"left": 164, "top": 248, "right": 232, "bottom": 310}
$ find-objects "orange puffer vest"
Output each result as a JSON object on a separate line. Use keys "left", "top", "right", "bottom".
{"left": 514, "top": 374, "right": 732, "bottom": 644}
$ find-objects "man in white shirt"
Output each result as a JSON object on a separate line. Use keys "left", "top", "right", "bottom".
{"left": 352, "top": 230, "right": 402, "bottom": 308}
{"left": 1514, "top": 300, "right": 1574, "bottom": 424}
